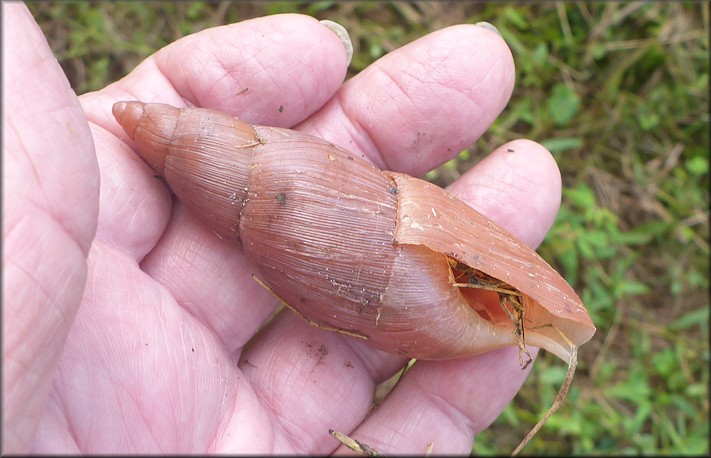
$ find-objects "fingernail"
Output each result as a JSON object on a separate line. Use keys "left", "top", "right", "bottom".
{"left": 474, "top": 21, "right": 501, "bottom": 37}
{"left": 320, "top": 19, "right": 353, "bottom": 66}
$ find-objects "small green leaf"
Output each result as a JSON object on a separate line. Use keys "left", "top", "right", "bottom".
{"left": 186, "top": 2, "right": 205, "bottom": 20}
{"left": 565, "top": 184, "right": 597, "bottom": 209}
{"left": 685, "top": 155, "right": 708, "bottom": 176}
{"left": 669, "top": 307, "right": 709, "bottom": 331}
{"left": 613, "top": 230, "right": 653, "bottom": 246}
{"left": 614, "top": 280, "right": 650, "bottom": 297}
{"left": 503, "top": 6, "right": 529, "bottom": 30}
{"left": 592, "top": 42, "right": 607, "bottom": 60}
{"left": 548, "top": 83, "right": 580, "bottom": 126}
{"left": 638, "top": 111, "right": 660, "bottom": 131}
{"left": 685, "top": 383, "right": 707, "bottom": 397}
{"left": 583, "top": 230, "right": 609, "bottom": 248}
{"left": 540, "top": 365, "right": 568, "bottom": 384}
{"left": 531, "top": 42, "right": 548, "bottom": 67}
{"left": 556, "top": 247, "right": 579, "bottom": 285}
{"left": 541, "top": 137, "right": 583, "bottom": 154}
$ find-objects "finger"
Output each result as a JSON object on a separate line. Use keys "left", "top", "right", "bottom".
{"left": 238, "top": 312, "right": 398, "bottom": 454}
{"left": 87, "top": 123, "right": 173, "bottom": 260}
{"left": 139, "top": 205, "right": 278, "bottom": 354}
{"left": 298, "top": 23, "right": 515, "bottom": 176}
{"left": 82, "top": 14, "right": 350, "bottom": 135}
{"left": 33, "top": 242, "right": 258, "bottom": 453}
{"left": 333, "top": 141, "right": 562, "bottom": 454}
{"left": 240, "top": 140, "right": 562, "bottom": 453}
{"left": 447, "top": 139, "right": 562, "bottom": 248}
{"left": 2, "top": 3, "right": 98, "bottom": 453}
{"left": 337, "top": 347, "right": 540, "bottom": 454}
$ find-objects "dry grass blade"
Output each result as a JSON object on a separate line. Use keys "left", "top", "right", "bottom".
{"left": 329, "top": 430, "right": 434, "bottom": 456}
{"left": 330, "top": 430, "right": 384, "bottom": 457}
{"left": 512, "top": 346, "right": 578, "bottom": 456}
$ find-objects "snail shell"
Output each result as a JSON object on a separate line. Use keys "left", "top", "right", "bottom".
{"left": 113, "top": 101, "right": 595, "bottom": 362}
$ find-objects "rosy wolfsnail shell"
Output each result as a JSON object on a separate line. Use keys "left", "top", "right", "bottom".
{"left": 112, "top": 101, "right": 595, "bottom": 365}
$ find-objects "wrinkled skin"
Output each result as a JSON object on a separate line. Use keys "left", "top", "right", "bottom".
{"left": 3, "top": 3, "right": 562, "bottom": 454}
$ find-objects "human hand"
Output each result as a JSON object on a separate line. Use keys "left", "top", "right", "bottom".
{"left": 3, "top": 3, "right": 562, "bottom": 454}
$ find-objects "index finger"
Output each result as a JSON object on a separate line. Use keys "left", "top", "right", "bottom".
{"left": 81, "top": 14, "right": 351, "bottom": 135}
{"left": 297, "top": 23, "right": 515, "bottom": 176}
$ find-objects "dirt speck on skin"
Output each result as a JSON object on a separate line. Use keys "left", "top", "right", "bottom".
{"left": 411, "top": 131, "right": 429, "bottom": 158}
{"left": 303, "top": 341, "right": 330, "bottom": 365}
{"left": 318, "top": 344, "right": 328, "bottom": 358}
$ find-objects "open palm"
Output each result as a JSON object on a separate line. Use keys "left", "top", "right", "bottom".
{"left": 4, "top": 4, "right": 563, "bottom": 454}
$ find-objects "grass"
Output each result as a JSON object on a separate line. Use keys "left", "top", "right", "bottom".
{"left": 27, "top": 1, "right": 709, "bottom": 455}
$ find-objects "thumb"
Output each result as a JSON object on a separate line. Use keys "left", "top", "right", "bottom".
{"left": 2, "top": 3, "right": 99, "bottom": 452}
